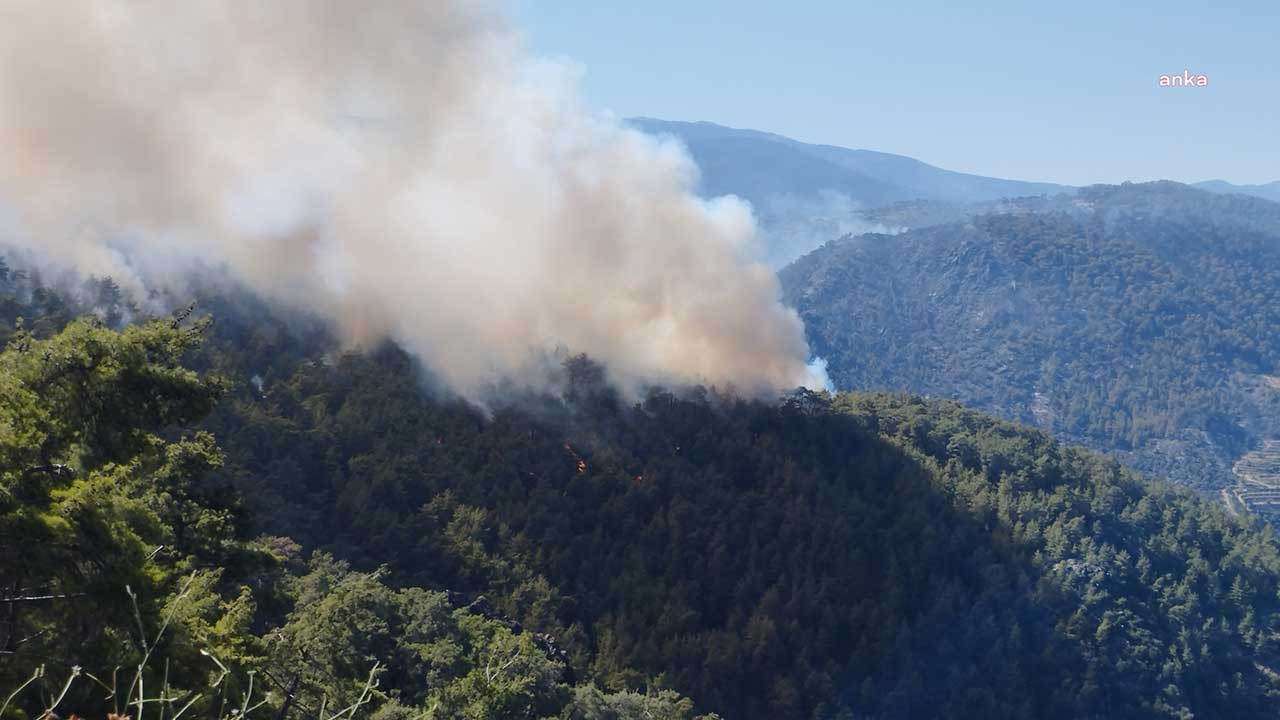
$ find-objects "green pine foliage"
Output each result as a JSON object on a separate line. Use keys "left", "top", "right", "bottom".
{"left": 0, "top": 281, "right": 712, "bottom": 720}
{"left": 4, "top": 260, "right": 1280, "bottom": 718}
{"left": 201, "top": 338, "right": 1280, "bottom": 719}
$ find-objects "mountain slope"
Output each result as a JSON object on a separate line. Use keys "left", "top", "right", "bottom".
{"left": 199, "top": 342, "right": 1280, "bottom": 720}
{"left": 9, "top": 255, "right": 1280, "bottom": 719}
{"left": 781, "top": 182, "right": 1280, "bottom": 495}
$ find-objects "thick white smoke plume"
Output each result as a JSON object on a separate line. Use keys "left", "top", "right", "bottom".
{"left": 0, "top": 1, "right": 827, "bottom": 397}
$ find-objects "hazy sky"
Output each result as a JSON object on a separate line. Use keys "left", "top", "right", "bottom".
{"left": 515, "top": 1, "right": 1278, "bottom": 187}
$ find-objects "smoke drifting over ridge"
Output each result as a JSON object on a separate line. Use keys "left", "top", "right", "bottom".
{"left": 0, "top": 0, "right": 827, "bottom": 397}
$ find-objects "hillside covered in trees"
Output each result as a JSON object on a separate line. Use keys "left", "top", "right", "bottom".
{"left": 782, "top": 182, "right": 1280, "bottom": 495}
{"left": 5, "top": 266, "right": 1280, "bottom": 719}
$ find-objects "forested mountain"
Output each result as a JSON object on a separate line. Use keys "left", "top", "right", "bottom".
{"left": 6, "top": 265, "right": 1280, "bottom": 719}
{"left": 0, "top": 276, "right": 710, "bottom": 720}
{"left": 781, "top": 182, "right": 1280, "bottom": 497}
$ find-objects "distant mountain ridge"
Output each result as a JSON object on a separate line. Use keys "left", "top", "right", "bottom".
{"left": 628, "top": 117, "right": 1073, "bottom": 264}
{"left": 628, "top": 119, "right": 1280, "bottom": 266}
{"left": 1195, "top": 179, "right": 1280, "bottom": 204}
{"left": 629, "top": 118, "right": 1073, "bottom": 204}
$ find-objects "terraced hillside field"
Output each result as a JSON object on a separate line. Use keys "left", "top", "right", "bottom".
{"left": 1228, "top": 440, "right": 1280, "bottom": 515}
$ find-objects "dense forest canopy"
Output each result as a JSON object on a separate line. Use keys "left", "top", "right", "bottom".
{"left": 4, "top": 268, "right": 1280, "bottom": 718}
{"left": 0, "top": 305, "right": 714, "bottom": 719}
{"left": 782, "top": 182, "right": 1280, "bottom": 493}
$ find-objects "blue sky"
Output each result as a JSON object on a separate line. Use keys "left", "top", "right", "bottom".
{"left": 514, "top": 1, "right": 1277, "bottom": 186}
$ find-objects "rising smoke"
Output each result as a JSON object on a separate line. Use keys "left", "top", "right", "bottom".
{"left": 755, "top": 190, "right": 905, "bottom": 268}
{"left": 0, "top": 0, "right": 829, "bottom": 397}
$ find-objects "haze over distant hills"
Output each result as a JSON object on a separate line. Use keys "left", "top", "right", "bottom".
{"left": 630, "top": 118, "right": 1280, "bottom": 266}
{"left": 629, "top": 118, "right": 1072, "bottom": 204}
{"left": 1195, "top": 180, "right": 1280, "bottom": 204}
{"left": 629, "top": 117, "right": 1074, "bottom": 264}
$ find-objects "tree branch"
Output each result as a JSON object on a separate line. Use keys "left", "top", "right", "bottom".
{"left": 0, "top": 592, "right": 87, "bottom": 603}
